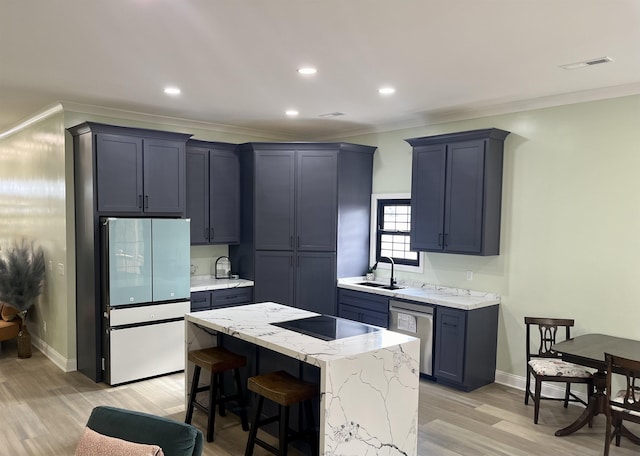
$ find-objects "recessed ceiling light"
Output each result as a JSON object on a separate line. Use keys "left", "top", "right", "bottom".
{"left": 297, "top": 67, "right": 317, "bottom": 75}
{"left": 378, "top": 87, "right": 396, "bottom": 95}
{"left": 285, "top": 110, "right": 299, "bottom": 116}
{"left": 164, "top": 87, "right": 181, "bottom": 95}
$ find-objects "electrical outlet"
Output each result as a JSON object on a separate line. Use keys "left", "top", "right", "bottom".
{"left": 466, "top": 271, "right": 473, "bottom": 281}
{"left": 43, "top": 321, "right": 47, "bottom": 333}
{"left": 57, "top": 263, "right": 64, "bottom": 276}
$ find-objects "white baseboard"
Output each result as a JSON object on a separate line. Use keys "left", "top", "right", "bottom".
{"left": 495, "top": 369, "right": 588, "bottom": 404}
{"left": 31, "top": 335, "right": 77, "bottom": 373}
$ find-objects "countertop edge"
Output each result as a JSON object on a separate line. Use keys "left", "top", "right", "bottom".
{"left": 337, "top": 279, "right": 500, "bottom": 311}
{"left": 190, "top": 277, "right": 254, "bottom": 292}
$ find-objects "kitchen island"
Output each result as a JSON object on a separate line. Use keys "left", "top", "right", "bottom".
{"left": 185, "top": 302, "right": 420, "bottom": 456}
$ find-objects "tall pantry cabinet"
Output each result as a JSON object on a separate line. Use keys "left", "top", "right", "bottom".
{"left": 230, "top": 142, "right": 376, "bottom": 315}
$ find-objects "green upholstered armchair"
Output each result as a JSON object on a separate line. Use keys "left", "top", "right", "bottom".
{"left": 85, "top": 406, "right": 203, "bottom": 456}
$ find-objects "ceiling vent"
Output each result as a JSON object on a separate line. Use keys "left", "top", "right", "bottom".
{"left": 560, "top": 56, "right": 613, "bottom": 70}
{"left": 318, "top": 112, "right": 344, "bottom": 118}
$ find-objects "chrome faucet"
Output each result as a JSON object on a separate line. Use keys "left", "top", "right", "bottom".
{"left": 380, "top": 256, "right": 396, "bottom": 288}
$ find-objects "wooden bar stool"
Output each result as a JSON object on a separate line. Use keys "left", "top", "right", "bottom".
{"left": 185, "top": 346, "right": 249, "bottom": 442}
{"left": 245, "top": 370, "right": 318, "bottom": 456}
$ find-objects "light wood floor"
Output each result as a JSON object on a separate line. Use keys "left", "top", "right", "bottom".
{"left": 1, "top": 340, "right": 638, "bottom": 455}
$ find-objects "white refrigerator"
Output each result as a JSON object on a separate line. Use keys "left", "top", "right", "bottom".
{"left": 102, "top": 218, "right": 190, "bottom": 385}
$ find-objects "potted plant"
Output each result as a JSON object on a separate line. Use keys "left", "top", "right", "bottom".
{"left": 0, "top": 239, "right": 45, "bottom": 358}
{"left": 365, "top": 262, "right": 378, "bottom": 281}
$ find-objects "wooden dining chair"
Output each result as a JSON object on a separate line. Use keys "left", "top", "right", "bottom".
{"left": 604, "top": 352, "right": 640, "bottom": 455}
{"left": 524, "top": 317, "right": 594, "bottom": 424}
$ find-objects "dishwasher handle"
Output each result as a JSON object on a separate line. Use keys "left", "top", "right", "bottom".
{"left": 389, "top": 300, "right": 434, "bottom": 316}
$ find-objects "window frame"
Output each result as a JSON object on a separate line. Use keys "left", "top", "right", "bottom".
{"left": 369, "top": 193, "right": 423, "bottom": 274}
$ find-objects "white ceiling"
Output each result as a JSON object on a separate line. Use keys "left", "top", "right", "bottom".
{"left": 1, "top": 0, "right": 640, "bottom": 140}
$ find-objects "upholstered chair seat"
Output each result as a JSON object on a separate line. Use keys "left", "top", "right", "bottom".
{"left": 528, "top": 358, "right": 592, "bottom": 378}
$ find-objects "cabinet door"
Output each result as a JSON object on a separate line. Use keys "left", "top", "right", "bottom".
{"left": 254, "top": 150, "right": 295, "bottom": 250}
{"left": 296, "top": 150, "right": 337, "bottom": 251}
{"left": 143, "top": 139, "right": 185, "bottom": 214}
{"left": 444, "top": 140, "right": 485, "bottom": 253}
{"left": 410, "top": 144, "right": 446, "bottom": 251}
{"left": 186, "top": 148, "right": 210, "bottom": 244}
{"left": 338, "top": 303, "right": 362, "bottom": 322}
{"left": 295, "top": 252, "right": 336, "bottom": 315}
{"left": 434, "top": 307, "right": 466, "bottom": 383}
{"left": 209, "top": 148, "right": 240, "bottom": 244}
{"left": 96, "top": 133, "right": 143, "bottom": 213}
{"left": 254, "top": 251, "right": 294, "bottom": 306}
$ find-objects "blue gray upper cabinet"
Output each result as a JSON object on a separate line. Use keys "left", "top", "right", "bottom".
{"left": 186, "top": 141, "right": 240, "bottom": 245}
{"left": 252, "top": 148, "right": 338, "bottom": 251}
{"left": 230, "top": 142, "right": 376, "bottom": 315}
{"left": 406, "top": 128, "right": 510, "bottom": 256}
{"left": 70, "top": 122, "right": 190, "bottom": 216}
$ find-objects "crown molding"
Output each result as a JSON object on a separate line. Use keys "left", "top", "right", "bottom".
{"left": 59, "top": 101, "right": 296, "bottom": 141}
{"left": 313, "top": 81, "right": 640, "bottom": 141}
{"left": 0, "top": 103, "right": 64, "bottom": 140}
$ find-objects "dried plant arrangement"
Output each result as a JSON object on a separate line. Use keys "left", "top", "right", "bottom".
{"left": 0, "top": 239, "right": 46, "bottom": 316}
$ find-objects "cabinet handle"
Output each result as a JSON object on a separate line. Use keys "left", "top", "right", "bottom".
{"left": 204, "top": 228, "right": 209, "bottom": 240}
{"left": 144, "top": 195, "right": 149, "bottom": 209}
{"left": 438, "top": 233, "right": 443, "bottom": 247}
{"left": 443, "top": 233, "right": 448, "bottom": 247}
{"left": 443, "top": 322, "right": 457, "bottom": 328}
{"left": 210, "top": 227, "right": 214, "bottom": 240}
{"left": 138, "top": 194, "right": 143, "bottom": 209}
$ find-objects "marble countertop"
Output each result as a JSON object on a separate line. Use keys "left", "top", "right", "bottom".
{"left": 338, "top": 277, "right": 500, "bottom": 310}
{"left": 185, "top": 302, "right": 417, "bottom": 367}
{"left": 190, "top": 275, "right": 254, "bottom": 292}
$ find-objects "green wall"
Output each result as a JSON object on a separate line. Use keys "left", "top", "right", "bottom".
{"left": 337, "top": 94, "right": 640, "bottom": 377}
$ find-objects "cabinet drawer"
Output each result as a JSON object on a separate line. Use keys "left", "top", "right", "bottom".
{"left": 190, "top": 291, "right": 211, "bottom": 312}
{"left": 211, "top": 287, "right": 253, "bottom": 308}
{"left": 338, "top": 288, "right": 389, "bottom": 314}
{"left": 338, "top": 303, "right": 388, "bottom": 328}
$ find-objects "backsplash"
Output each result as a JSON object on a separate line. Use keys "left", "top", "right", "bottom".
{"left": 190, "top": 244, "right": 228, "bottom": 276}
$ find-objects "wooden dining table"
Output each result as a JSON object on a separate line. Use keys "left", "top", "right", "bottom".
{"left": 551, "top": 333, "right": 640, "bottom": 441}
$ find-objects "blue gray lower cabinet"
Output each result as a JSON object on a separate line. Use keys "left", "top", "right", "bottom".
{"left": 338, "top": 287, "right": 499, "bottom": 392}
{"left": 434, "top": 305, "right": 499, "bottom": 391}
{"left": 189, "top": 287, "right": 253, "bottom": 312}
{"left": 337, "top": 288, "right": 389, "bottom": 328}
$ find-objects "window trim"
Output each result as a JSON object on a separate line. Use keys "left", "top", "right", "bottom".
{"left": 370, "top": 193, "right": 423, "bottom": 274}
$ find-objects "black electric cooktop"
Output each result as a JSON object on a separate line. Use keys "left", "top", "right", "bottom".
{"left": 271, "top": 315, "right": 381, "bottom": 341}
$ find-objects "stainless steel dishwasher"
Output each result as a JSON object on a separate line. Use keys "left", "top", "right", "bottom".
{"left": 389, "top": 300, "right": 434, "bottom": 376}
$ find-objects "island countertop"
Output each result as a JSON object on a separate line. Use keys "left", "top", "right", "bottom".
{"left": 185, "top": 302, "right": 416, "bottom": 366}
{"left": 185, "top": 302, "right": 420, "bottom": 455}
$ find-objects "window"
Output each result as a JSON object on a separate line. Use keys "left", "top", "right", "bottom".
{"left": 375, "top": 198, "right": 419, "bottom": 267}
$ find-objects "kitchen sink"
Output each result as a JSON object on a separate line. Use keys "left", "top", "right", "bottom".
{"left": 357, "top": 281, "right": 386, "bottom": 287}
{"left": 356, "top": 282, "right": 404, "bottom": 290}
